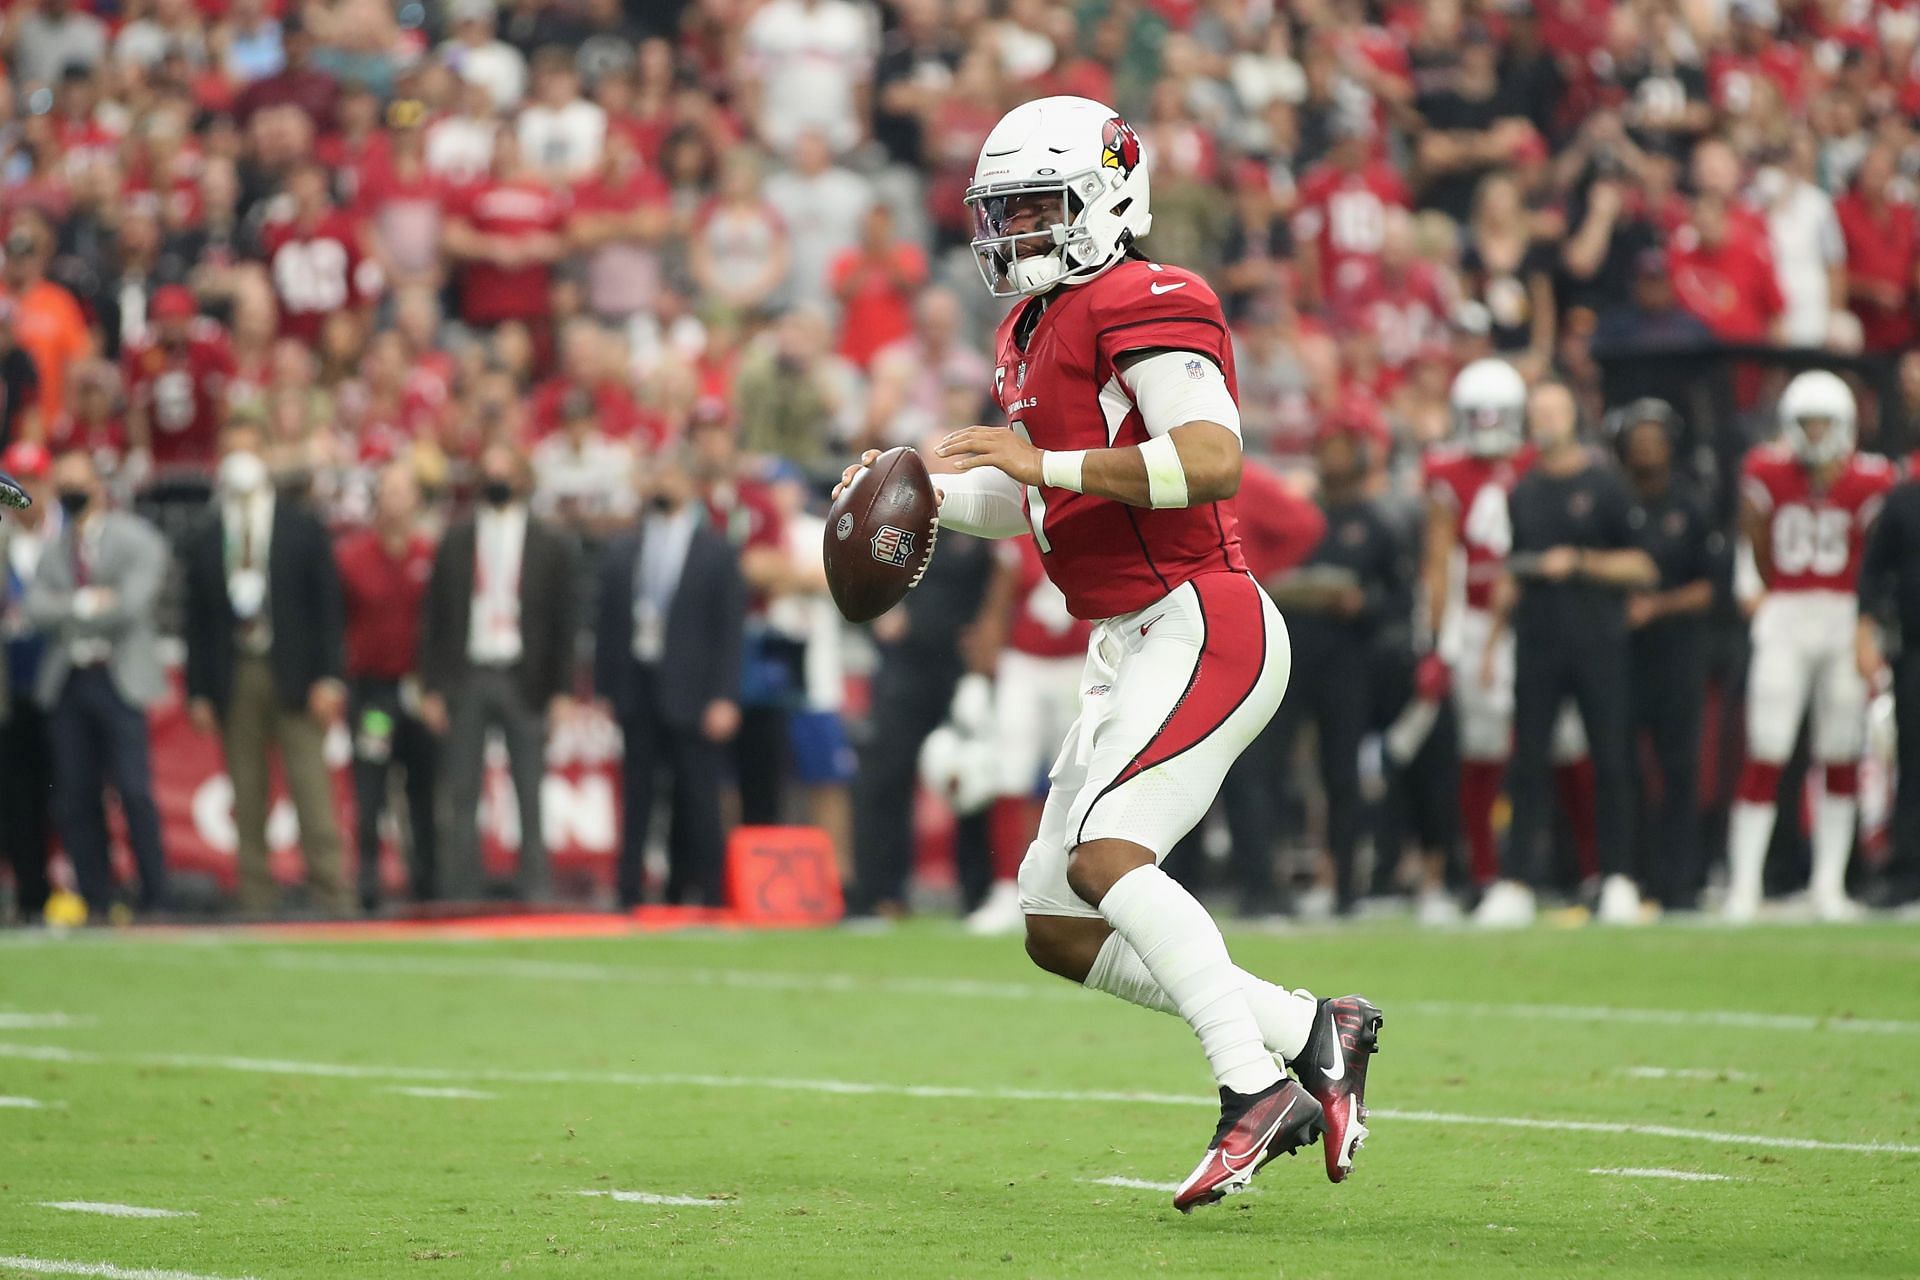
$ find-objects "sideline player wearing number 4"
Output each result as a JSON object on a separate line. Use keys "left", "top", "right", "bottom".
{"left": 834, "top": 96, "right": 1382, "bottom": 1211}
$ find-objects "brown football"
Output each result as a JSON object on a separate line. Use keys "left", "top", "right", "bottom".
{"left": 823, "top": 446, "right": 939, "bottom": 623}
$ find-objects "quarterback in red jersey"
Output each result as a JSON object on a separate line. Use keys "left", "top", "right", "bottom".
{"left": 1728, "top": 371, "right": 1895, "bottom": 922}
{"left": 835, "top": 96, "right": 1380, "bottom": 1210}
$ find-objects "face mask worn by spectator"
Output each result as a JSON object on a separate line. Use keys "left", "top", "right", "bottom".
{"left": 57, "top": 488, "right": 90, "bottom": 518}
{"left": 482, "top": 478, "right": 515, "bottom": 507}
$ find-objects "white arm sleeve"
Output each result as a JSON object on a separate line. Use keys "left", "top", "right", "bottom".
{"left": 935, "top": 465, "right": 1030, "bottom": 540}
{"left": 1118, "top": 350, "right": 1243, "bottom": 440}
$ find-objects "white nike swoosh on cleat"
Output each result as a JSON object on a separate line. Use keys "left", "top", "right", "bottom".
{"left": 1219, "top": 1097, "right": 1295, "bottom": 1173}
{"left": 1149, "top": 281, "right": 1188, "bottom": 295}
{"left": 1317, "top": 1016, "right": 1346, "bottom": 1082}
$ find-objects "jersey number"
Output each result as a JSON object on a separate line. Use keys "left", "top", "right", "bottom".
{"left": 1327, "top": 191, "right": 1386, "bottom": 254}
{"left": 1464, "top": 482, "right": 1512, "bottom": 557}
{"left": 1771, "top": 505, "right": 1850, "bottom": 578}
{"left": 1011, "top": 420, "right": 1051, "bottom": 553}
{"left": 273, "top": 240, "right": 350, "bottom": 313}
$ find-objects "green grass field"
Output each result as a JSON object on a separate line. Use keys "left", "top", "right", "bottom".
{"left": 3, "top": 920, "right": 1919, "bottom": 1279}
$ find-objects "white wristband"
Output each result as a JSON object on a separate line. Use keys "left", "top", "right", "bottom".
{"left": 1042, "top": 449, "right": 1087, "bottom": 493}
{"left": 1139, "top": 434, "right": 1189, "bottom": 508}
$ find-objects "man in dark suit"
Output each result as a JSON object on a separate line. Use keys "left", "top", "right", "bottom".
{"left": 420, "top": 441, "right": 578, "bottom": 902}
{"left": 27, "top": 450, "right": 171, "bottom": 916}
{"left": 595, "top": 449, "right": 745, "bottom": 907}
{"left": 183, "top": 416, "right": 350, "bottom": 916}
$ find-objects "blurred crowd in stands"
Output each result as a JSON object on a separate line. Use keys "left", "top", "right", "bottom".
{"left": 3, "top": 0, "right": 1920, "bottom": 927}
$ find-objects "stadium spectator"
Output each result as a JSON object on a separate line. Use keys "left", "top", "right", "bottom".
{"left": 595, "top": 447, "right": 744, "bottom": 907}
{"left": 47, "top": 359, "right": 126, "bottom": 492}
{"left": 420, "top": 441, "right": 578, "bottom": 903}
{"left": 689, "top": 151, "right": 789, "bottom": 318}
{"left": 531, "top": 387, "right": 640, "bottom": 537}
{"left": 1291, "top": 115, "right": 1410, "bottom": 310}
{"left": 232, "top": 15, "right": 338, "bottom": 132}
{"left": 27, "top": 450, "right": 170, "bottom": 918}
{"left": 9, "top": 0, "right": 109, "bottom": 90}
{"left": 517, "top": 47, "right": 607, "bottom": 181}
{"left": 1, "top": 216, "right": 93, "bottom": 433}
{"left": 864, "top": 287, "right": 991, "bottom": 451}
{"left": 440, "top": 0, "right": 528, "bottom": 112}
{"left": 1860, "top": 461, "right": 1920, "bottom": 907}
{"left": 1615, "top": 400, "right": 1718, "bottom": 911}
{"left": 444, "top": 132, "right": 571, "bottom": 342}
{"left": 1671, "top": 191, "right": 1787, "bottom": 344}
{"left": 123, "top": 286, "right": 234, "bottom": 485}
{"left": 569, "top": 128, "right": 672, "bottom": 325}
{"left": 738, "top": 0, "right": 875, "bottom": 158}
{"left": 830, "top": 203, "right": 928, "bottom": 370}
{"left": 732, "top": 306, "right": 856, "bottom": 479}
{"left": 1497, "top": 380, "right": 1657, "bottom": 925}
{"left": 1761, "top": 132, "right": 1848, "bottom": 351}
{"left": 1460, "top": 171, "right": 1555, "bottom": 378}
{"left": 182, "top": 416, "right": 351, "bottom": 917}
{"left": 335, "top": 463, "right": 439, "bottom": 911}
{"left": 1834, "top": 143, "right": 1920, "bottom": 356}
{"left": 0, "top": 443, "right": 55, "bottom": 923}
{"left": 263, "top": 163, "right": 376, "bottom": 347}
{"left": 763, "top": 128, "right": 871, "bottom": 313}
{"left": 0, "top": 302, "right": 45, "bottom": 450}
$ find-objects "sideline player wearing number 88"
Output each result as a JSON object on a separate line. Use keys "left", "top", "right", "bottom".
{"left": 834, "top": 96, "right": 1382, "bottom": 1212}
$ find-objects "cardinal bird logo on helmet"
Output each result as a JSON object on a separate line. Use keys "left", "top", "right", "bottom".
{"left": 1101, "top": 117, "right": 1142, "bottom": 173}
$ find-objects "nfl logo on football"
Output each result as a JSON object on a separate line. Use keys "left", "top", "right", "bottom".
{"left": 870, "top": 525, "right": 915, "bottom": 567}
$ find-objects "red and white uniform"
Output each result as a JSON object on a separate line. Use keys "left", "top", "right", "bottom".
{"left": 993, "top": 537, "right": 1092, "bottom": 797}
{"left": 262, "top": 213, "right": 375, "bottom": 343}
{"left": 1423, "top": 443, "right": 1586, "bottom": 763}
{"left": 1740, "top": 445, "right": 1895, "bottom": 764}
{"left": 1291, "top": 161, "right": 1413, "bottom": 303}
{"left": 982, "top": 259, "right": 1290, "bottom": 917}
{"left": 122, "top": 326, "right": 236, "bottom": 471}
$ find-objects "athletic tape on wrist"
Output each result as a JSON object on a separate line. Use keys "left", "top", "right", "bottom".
{"left": 1042, "top": 449, "right": 1087, "bottom": 493}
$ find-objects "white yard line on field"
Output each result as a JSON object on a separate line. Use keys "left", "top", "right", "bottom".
{"left": 40, "top": 1203, "right": 195, "bottom": 1219}
{"left": 0, "top": 1095, "right": 57, "bottom": 1108}
{"left": 2, "top": 1041, "right": 1915, "bottom": 1157}
{"left": 1081, "top": 1177, "right": 1186, "bottom": 1193}
{"left": 383, "top": 1086, "right": 497, "bottom": 1100}
{"left": 0, "top": 1258, "right": 252, "bottom": 1280}
{"left": 1618, "top": 1067, "right": 1755, "bottom": 1082}
{"left": 245, "top": 951, "right": 1920, "bottom": 1036}
{"left": 0, "top": 1013, "right": 94, "bottom": 1030}
{"left": 575, "top": 1190, "right": 733, "bottom": 1207}
{"left": 1589, "top": 1168, "right": 1741, "bottom": 1183}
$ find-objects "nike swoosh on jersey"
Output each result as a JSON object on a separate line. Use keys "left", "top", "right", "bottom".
{"left": 1149, "top": 281, "right": 1188, "bottom": 295}
{"left": 1139, "top": 614, "right": 1166, "bottom": 636}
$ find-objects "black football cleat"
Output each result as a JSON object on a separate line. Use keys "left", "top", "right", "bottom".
{"left": 1171, "top": 1077, "right": 1324, "bottom": 1213}
{"left": 1291, "top": 994, "right": 1384, "bottom": 1184}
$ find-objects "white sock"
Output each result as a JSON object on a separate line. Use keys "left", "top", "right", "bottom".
{"left": 1095, "top": 865, "right": 1283, "bottom": 1095}
{"left": 1727, "top": 800, "right": 1775, "bottom": 907}
{"left": 1085, "top": 932, "right": 1319, "bottom": 1061}
{"left": 1812, "top": 795, "right": 1857, "bottom": 903}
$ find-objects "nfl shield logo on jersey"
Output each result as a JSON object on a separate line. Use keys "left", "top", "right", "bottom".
{"left": 870, "top": 525, "right": 915, "bottom": 567}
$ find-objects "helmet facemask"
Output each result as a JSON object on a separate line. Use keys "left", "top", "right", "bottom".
{"left": 966, "top": 167, "right": 1134, "bottom": 298}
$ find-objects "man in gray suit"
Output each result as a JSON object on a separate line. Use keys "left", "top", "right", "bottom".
{"left": 26, "top": 451, "right": 170, "bottom": 915}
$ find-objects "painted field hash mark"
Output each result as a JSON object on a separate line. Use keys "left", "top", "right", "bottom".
{"left": 0, "top": 1256, "right": 253, "bottom": 1280}
{"left": 41, "top": 1202, "right": 196, "bottom": 1219}
{"left": 577, "top": 1190, "right": 734, "bottom": 1207}
{"left": 1589, "top": 1167, "right": 1741, "bottom": 1183}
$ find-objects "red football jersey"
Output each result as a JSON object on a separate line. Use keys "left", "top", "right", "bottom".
{"left": 262, "top": 212, "right": 373, "bottom": 343}
{"left": 1423, "top": 443, "right": 1537, "bottom": 610}
{"left": 449, "top": 179, "right": 569, "bottom": 325}
{"left": 122, "top": 328, "right": 236, "bottom": 470}
{"left": 1291, "top": 161, "right": 1413, "bottom": 302}
{"left": 990, "top": 259, "right": 1248, "bottom": 620}
{"left": 1000, "top": 537, "right": 1092, "bottom": 659}
{"left": 1740, "top": 445, "right": 1894, "bottom": 593}
{"left": 1339, "top": 258, "right": 1452, "bottom": 368}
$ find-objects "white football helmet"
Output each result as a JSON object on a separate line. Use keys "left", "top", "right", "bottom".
{"left": 965, "top": 95, "right": 1153, "bottom": 298}
{"left": 1778, "top": 369, "right": 1856, "bottom": 465}
{"left": 1449, "top": 358, "right": 1527, "bottom": 457}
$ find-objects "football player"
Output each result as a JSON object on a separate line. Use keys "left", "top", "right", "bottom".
{"left": 1421, "top": 360, "right": 1599, "bottom": 926}
{"left": 836, "top": 96, "right": 1382, "bottom": 1211}
{"left": 1728, "top": 371, "right": 1894, "bottom": 921}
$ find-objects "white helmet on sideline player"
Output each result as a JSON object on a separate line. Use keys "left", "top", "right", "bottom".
{"left": 1449, "top": 358, "right": 1527, "bottom": 457}
{"left": 965, "top": 96, "right": 1153, "bottom": 298}
{"left": 1778, "top": 369, "right": 1856, "bottom": 465}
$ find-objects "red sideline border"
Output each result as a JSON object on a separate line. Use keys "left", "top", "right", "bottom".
{"left": 121, "top": 905, "right": 831, "bottom": 944}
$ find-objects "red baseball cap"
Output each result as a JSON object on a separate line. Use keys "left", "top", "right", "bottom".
{"left": 2, "top": 440, "right": 52, "bottom": 479}
{"left": 150, "top": 285, "right": 198, "bottom": 321}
